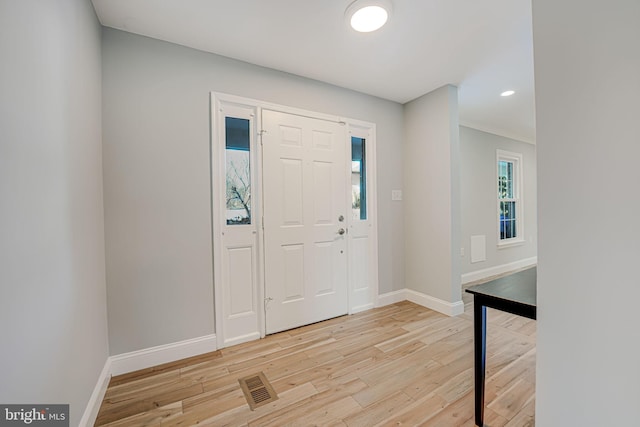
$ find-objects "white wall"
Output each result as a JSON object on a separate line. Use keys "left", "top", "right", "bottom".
{"left": 0, "top": 1, "right": 109, "bottom": 425}
{"left": 403, "top": 85, "right": 461, "bottom": 305}
{"left": 102, "top": 28, "right": 405, "bottom": 354}
{"left": 460, "top": 126, "right": 537, "bottom": 277}
{"left": 533, "top": 0, "right": 640, "bottom": 425}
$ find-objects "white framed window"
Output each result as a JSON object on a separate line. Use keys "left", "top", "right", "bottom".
{"left": 224, "top": 116, "right": 252, "bottom": 225}
{"left": 497, "top": 150, "right": 524, "bottom": 246}
{"left": 351, "top": 136, "right": 367, "bottom": 221}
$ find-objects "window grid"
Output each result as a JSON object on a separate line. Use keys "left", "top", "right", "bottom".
{"left": 497, "top": 151, "right": 522, "bottom": 243}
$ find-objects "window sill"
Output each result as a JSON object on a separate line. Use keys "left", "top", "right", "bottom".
{"left": 497, "top": 239, "right": 525, "bottom": 249}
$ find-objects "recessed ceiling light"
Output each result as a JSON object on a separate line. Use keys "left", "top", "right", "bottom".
{"left": 501, "top": 90, "right": 515, "bottom": 97}
{"left": 346, "top": 0, "right": 392, "bottom": 33}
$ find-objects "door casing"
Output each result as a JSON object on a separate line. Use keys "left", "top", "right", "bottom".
{"left": 211, "top": 92, "right": 379, "bottom": 349}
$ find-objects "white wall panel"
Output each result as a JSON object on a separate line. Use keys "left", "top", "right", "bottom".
{"left": 352, "top": 236, "right": 370, "bottom": 292}
{"left": 313, "top": 241, "right": 334, "bottom": 295}
{"left": 282, "top": 159, "right": 304, "bottom": 226}
{"left": 282, "top": 244, "right": 305, "bottom": 301}
{"left": 313, "top": 130, "right": 333, "bottom": 150}
{"left": 280, "top": 125, "right": 302, "bottom": 147}
{"left": 313, "top": 161, "right": 333, "bottom": 224}
{"left": 227, "top": 247, "right": 255, "bottom": 316}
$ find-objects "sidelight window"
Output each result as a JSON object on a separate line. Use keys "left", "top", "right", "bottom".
{"left": 351, "top": 136, "right": 367, "bottom": 220}
{"left": 225, "top": 117, "right": 251, "bottom": 225}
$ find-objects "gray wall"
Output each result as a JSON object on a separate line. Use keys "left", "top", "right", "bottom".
{"left": 459, "top": 126, "right": 537, "bottom": 275}
{"left": 0, "top": 1, "right": 108, "bottom": 425}
{"left": 102, "top": 28, "right": 405, "bottom": 354}
{"left": 403, "top": 85, "right": 461, "bottom": 303}
{"left": 533, "top": 0, "right": 640, "bottom": 425}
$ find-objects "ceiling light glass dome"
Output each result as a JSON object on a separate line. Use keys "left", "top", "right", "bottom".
{"left": 346, "top": 0, "right": 392, "bottom": 33}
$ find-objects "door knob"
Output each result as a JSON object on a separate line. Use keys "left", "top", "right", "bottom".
{"left": 337, "top": 228, "right": 346, "bottom": 235}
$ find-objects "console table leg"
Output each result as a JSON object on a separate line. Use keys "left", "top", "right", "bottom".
{"left": 474, "top": 300, "right": 487, "bottom": 426}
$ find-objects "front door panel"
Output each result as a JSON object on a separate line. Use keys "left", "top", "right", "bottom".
{"left": 262, "top": 110, "right": 348, "bottom": 334}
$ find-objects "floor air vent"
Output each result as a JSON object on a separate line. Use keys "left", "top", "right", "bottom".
{"left": 238, "top": 372, "right": 278, "bottom": 410}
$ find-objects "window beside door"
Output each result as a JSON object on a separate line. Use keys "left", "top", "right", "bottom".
{"left": 225, "top": 117, "right": 251, "bottom": 225}
{"left": 351, "top": 136, "right": 367, "bottom": 220}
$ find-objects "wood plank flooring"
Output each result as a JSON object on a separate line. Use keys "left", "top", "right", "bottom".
{"left": 96, "top": 282, "right": 536, "bottom": 426}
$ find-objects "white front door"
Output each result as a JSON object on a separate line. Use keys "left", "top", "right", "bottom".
{"left": 262, "top": 110, "right": 348, "bottom": 334}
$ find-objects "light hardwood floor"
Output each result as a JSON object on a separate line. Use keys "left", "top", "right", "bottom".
{"left": 96, "top": 284, "right": 536, "bottom": 426}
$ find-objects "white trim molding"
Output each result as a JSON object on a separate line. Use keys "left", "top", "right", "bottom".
{"left": 405, "top": 289, "right": 464, "bottom": 316}
{"left": 376, "top": 289, "right": 407, "bottom": 307}
{"left": 350, "top": 302, "right": 376, "bottom": 314}
{"left": 377, "top": 289, "right": 464, "bottom": 316}
{"left": 461, "top": 256, "right": 537, "bottom": 285}
{"left": 110, "top": 334, "right": 218, "bottom": 376}
{"left": 78, "top": 358, "right": 112, "bottom": 427}
{"left": 80, "top": 334, "right": 217, "bottom": 426}
{"left": 220, "top": 332, "right": 261, "bottom": 349}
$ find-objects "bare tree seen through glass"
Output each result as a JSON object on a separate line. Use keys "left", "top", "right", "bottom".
{"left": 226, "top": 150, "right": 251, "bottom": 224}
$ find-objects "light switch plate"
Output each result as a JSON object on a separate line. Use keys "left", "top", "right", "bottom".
{"left": 392, "top": 190, "right": 402, "bottom": 201}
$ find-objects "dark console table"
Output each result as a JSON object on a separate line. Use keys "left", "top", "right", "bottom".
{"left": 465, "top": 267, "right": 537, "bottom": 426}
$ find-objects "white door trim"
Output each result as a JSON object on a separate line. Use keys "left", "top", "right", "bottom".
{"left": 211, "top": 92, "right": 379, "bottom": 347}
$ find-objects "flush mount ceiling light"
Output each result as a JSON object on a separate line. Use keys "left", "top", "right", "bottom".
{"left": 346, "top": 0, "right": 392, "bottom": 33}
{"left": 501, "top": 90, "right": 515, "bottom": 97}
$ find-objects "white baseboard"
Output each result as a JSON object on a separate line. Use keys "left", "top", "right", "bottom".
{"left": 461, "top": 257, "right": 537, "bottom": 285}
{"left": 377, "top": 289, "right": 464, "bottom": 316}
{"left": 405, "top": 289, "right": 465, "bottom": 316}
{"left": 220, "top": 332, "right": 261, "bottom": 349}
{"left": 79, "top": 357, "right": 112, "bottom": 427}
{"left": 350, "top": 302, "right": 375, "bottom": 314}
{"left": 80, "top": 334, "right": 217, "bottom": 426}
{"left": 110, "top": 334, "right": 218, "bottom": 376}
{"left": 376, "top": 289, "right": 406, "bottom": 307}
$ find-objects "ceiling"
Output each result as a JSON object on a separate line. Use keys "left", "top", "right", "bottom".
{"left": 92, "top": 0, "right": 536, "bottom": 143}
